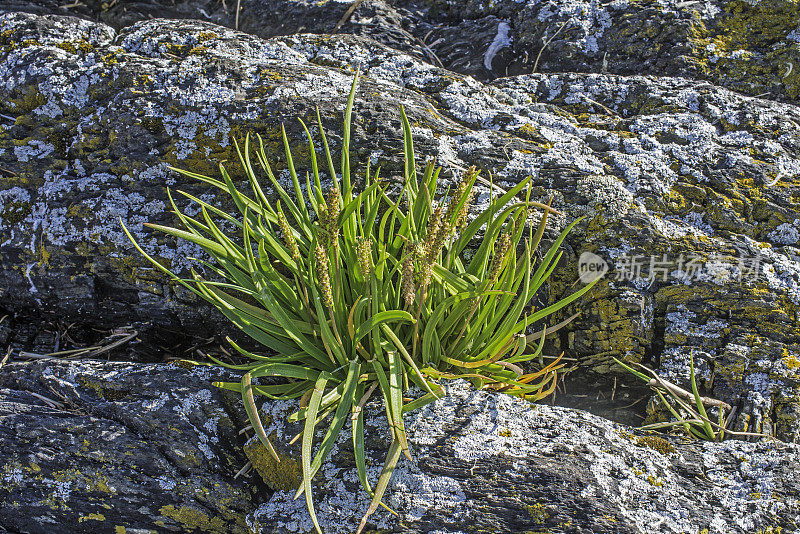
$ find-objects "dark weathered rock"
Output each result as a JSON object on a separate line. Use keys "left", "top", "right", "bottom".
{"left": 0, "top": 359, "right": 256, "bottom": 534}
{"left": 2, "top": 360, "right": 797, "bottom": 533}
{"left": 424, "top": 0, "right": 800, "bottom": 102}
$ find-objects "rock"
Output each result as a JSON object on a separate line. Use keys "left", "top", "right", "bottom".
{"left": 254, "top": 379, "right": 800, "bottom": 534}
{"left": 428, "top": 0, "right": 800, "bottom": 102}
{"left": 0, "top": 12, "right": 799, "bottom": 441}
{"left": 0, "top": 359, "right": 256, "bottom": 534}
{"left": 1, "top": 360, "right": 798, "bottom": 533}
{"left": 0, "top": 0, "right": 232, "bottom": 32}
{"left": 5, "top": 0, "right": 800, "bottom": 101}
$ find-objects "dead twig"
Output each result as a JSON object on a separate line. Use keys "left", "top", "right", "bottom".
{"left": 409, "top": 32, "right": 444, "bottom": 68}
{"left": 85, "top": 330, "right": 138, "bottom": 358}
{"left": 334, "top": 0, "right": 365, "bottom": 33}
{"left": 532, "top": 19, "right": 570, "bottom": 74}
{"left": 234, "top": 461, "right": 252, "bottom": 479}
{"left": 620, "top": 394, "right": 649, "bottom": 410}
{"left": 643, "top": 369, "right": 731, "bottom": 411}
{"left": 579, "top": 94, "right": 622, "bottom": 119}
{"left": 17, "top": 352, "right": 63, "bottom": 361}
{"left": 25, "top": 390, "right": 65, "bottom": 410}
{"left": 0, "top": 347, "right": 11, "bottom": 370}
{"left": 525, "top": 313, "right": 580, "bottom": 343}
{"left": 16, "top": 330, "right": 137, "bottom": 361}
{"left": 392, "top": 26, "right": 444, "bottom": 68}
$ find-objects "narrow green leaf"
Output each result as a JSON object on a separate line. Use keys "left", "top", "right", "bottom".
{"left": 241, "top": 371, "right": 280, "bottom": 462}
{"left": 356, "top": 439, "right": 402, "bottom": 534}
{"left": 299, "top": 372, "right": 330, "bottom": 534}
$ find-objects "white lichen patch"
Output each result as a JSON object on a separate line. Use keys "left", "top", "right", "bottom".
{"left": 13, "top": 140, "right": 55, "bottom": 162}
{"left": 536, "top": 0, "right": 613, "bottom": 54}
{"left": 277, "top": 34, "right": 444, "bottom": 93}
{"left": 171, "top": 389, "right": 219, "bottom": 460}
{"left": 1, "top": 462, "right": 24, "bottom": 486}
{"left": 43, "top": 478, "right": 73, "bottom": 501}
{"left": 769, "top": 219, "right": 800, "bottom": 246}
{"left": 157, "top": 475, "right": 177, "bottom": 491}
{"left": 142, "top": 392, "right": 170, "bottom": 412}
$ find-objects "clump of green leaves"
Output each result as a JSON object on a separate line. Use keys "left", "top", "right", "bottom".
{"left": 614, "top": 354, "right": 768, "bottom": 442}
{"left": 123, "top": 72, "right": 598, "bottom": 533}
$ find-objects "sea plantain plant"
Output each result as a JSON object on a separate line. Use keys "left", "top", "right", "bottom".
{"left": 614, "top": 354, "right": 769, "bottom": 442}
{"left": 123, "top": 72, "right": 599, "bottom": 533}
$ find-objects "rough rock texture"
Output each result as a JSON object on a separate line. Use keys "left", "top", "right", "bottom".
{"left": 0, "top": 360, "right": 256, "bottom": 534}
{"left": 1, "top": 360, "right": 798, "bottom": 533}
{"left": 6, "top": 0, "right": 800, "bottom": 102}
{"left": 1, "top": 11, "right": 800, "bottom": 440}
{"left": 255, "top": 379, "right": 800, "bottom": 534}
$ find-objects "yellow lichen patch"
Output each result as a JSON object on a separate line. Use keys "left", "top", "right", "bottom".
{"left": 55, "top": 40, "right": 94, "bottom": 55}
{"left": 1, "top": 460, "right": 25, "bottom": 490}
{"left": 616, "top": 429, "right": 635, "bottom": 441}
{"left": 89, "top": 475, "right": 115, "bottom": 495}
{"left": 78, "top": 513, "right": 106, "bottom": 522}
{"left": 102, "top": 51, "right": 119, "bottom": 65}
{"left": 498, "top": 428, "right": 512, "bottom": 437}
{"left": 77, "top": 376, "right": 129, "bottom": 401}
{"left": 188, "top": 46, "right": 209, "bottom": 57}
{"left": 37, "top": 243, "right": 51, "bottom": 266}
{"left": 159, "top": 505, "right": 228, "bottom": 533}
{"left": 688, "top": 1, "right": 800, "bottom": 98}
{"left": 244, "top": 437, "right": 302, "bottom": 492}
{"left": 646, "top": 475, "right": 664, "bottom": 487}
{"left": 782, "top": 353, "right": 800, "bottom": 370}
{"left": 135, "top": 74, "right": 156, "bottom": 89}
{"left": 196, "top": 32, "right": 220, "bottom": 42}
{"left": 108, "top": 255, "right": 151, "bottom": 286}
{"left": 636, "top": 435, "right": 677, "bottom": 455}
{"left": 115, "top": 526, "right": 127, "bottom": 534}
{"left": 0, "top": 200, "right": 31, "bottom": 224}
{"left": 66, "top": 203, "right": 94, "bottom": 220}
{"left": 523, "top": 503, "right": 550, "bottom": 524}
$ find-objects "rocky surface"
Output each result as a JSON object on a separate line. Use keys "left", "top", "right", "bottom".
{"left": 5, "top": 0, "right": 800, "bottom": 102}
{"left": 0, "top": 359, "right": 256, "bottom": 534}
{"left": 1, "top": 360, "right": 798, "bottom": 533}
{"left": 1, "top": 9, "right": 799, "bottom": 440}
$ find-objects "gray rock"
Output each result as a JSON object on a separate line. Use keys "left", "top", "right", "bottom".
{"left": 1, "top": 360, "right": 797, "bottom": 533}
{"left": 5, "top": 0, "right": 799, "bottom": 101}
{"left": 0, "top": 12, "right": 799, "bottom": 441}
{"left": 0, "top": 0, "right": 232, "bottom": 31}
{"left": 254, "top": 379, "right": 800, "bottom": 534}
{"left": 0, "top": 359, "right": 255, "bottom": 534}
